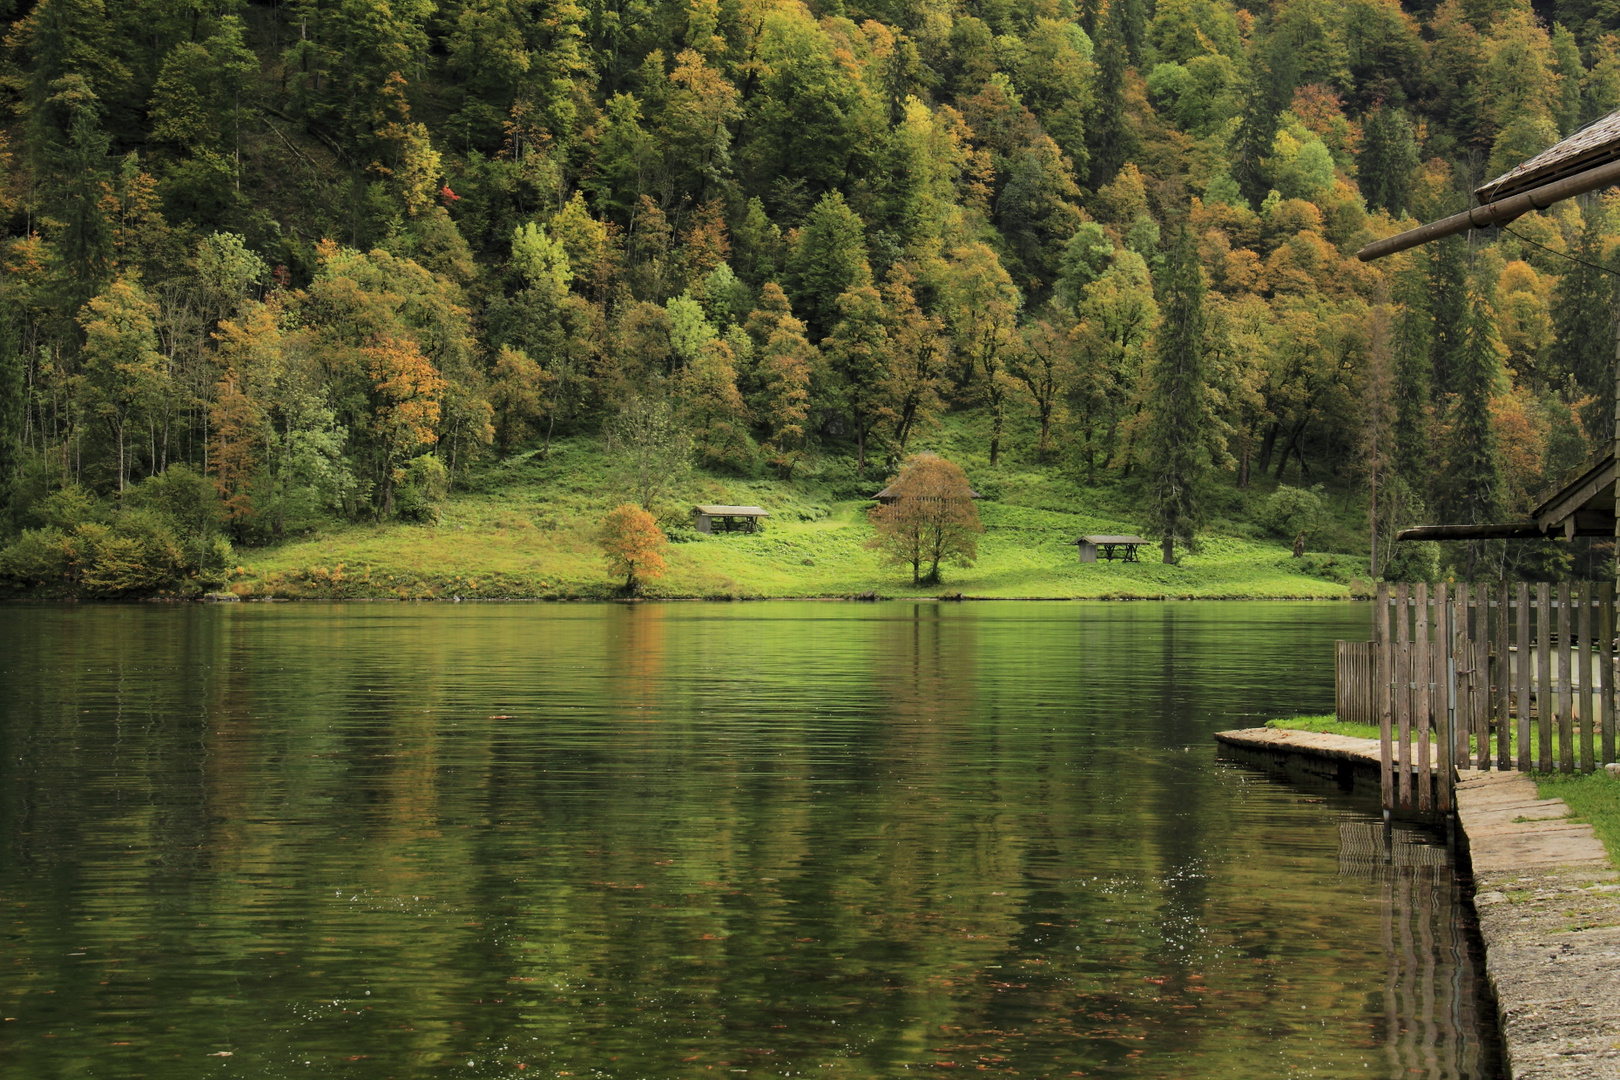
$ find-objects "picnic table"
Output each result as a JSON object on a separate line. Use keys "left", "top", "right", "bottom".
{"left": 1073, "top": 535, "right": 1145, "bottom": 563}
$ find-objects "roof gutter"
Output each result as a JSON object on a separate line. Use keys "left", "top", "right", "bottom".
{"left": 1356, "top": 156, "right": 1620, "bottom": 262}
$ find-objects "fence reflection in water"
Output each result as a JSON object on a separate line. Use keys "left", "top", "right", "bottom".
{"left": 1338, "top": 821, "right": 1503, "bottom": 1080}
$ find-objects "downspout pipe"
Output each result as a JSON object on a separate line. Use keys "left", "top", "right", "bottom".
{"left": 1355, "top": 157, "right": 1620, "bottom": 262}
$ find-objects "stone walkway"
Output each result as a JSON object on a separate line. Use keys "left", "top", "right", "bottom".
{"left": 1459, "top": 770, "right": 1620, "bottom": 1080}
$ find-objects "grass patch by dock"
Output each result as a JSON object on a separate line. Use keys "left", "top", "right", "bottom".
{"left": 1535, "top": 772, "right": 1620, "bottom": 868}
{"left": 1265, "top": 715, "right": 1381, "bottom": 740}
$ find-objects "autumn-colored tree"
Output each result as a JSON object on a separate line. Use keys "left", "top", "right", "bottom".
{"left": 598, "top": 502, "right": 667, "bottom": 593}
{"left": 867, "top": 453, "right": 983, "bottom": 585}
{"left": 364, "top": 336, "right": 444, "bottom": 516}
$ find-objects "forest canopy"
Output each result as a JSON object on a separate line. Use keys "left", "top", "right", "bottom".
{"left": 0, "top": 0, "right": 1617, "bottom": 586}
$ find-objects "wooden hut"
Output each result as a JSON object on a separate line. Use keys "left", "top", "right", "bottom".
{"left": 1073, "top": 535, "right": 1146, "bottom": 563}
{"left": 873, "top": 484, "right": 981, "bottom": 504}
{"left": 692, "top": 505, "right": 769, "bottom": 534}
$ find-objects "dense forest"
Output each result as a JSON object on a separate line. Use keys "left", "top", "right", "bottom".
{"left": 1, "top": 0, "right": 1617, "bottom": 592}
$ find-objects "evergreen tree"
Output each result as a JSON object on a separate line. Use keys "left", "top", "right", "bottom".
{"left": 1549, "top": 206, "right": 1617, "bottom": 441}
{"left": 1438, "top": 287, "right": 1504, "bottom": 578}
{"left": 1229, "top": 65, "right": 1279, "bottom": 210}
{"left": 1358, "top": 106, "right": 1420, "bottom": 217}
{"left": 787, "top": 192, "right": 872, "bottom": 342}
{"left": 1144, "top": 227, "right": 1222, "bottom": 564}
{"left": 1427, "top": 232, "right": 1469, "bottom": 397}
{"left": 1084, "top": 3, "right": 1130, "bottom": 192}
{"left": 1390, "top": 258, "right": 1435, "bottom": 507}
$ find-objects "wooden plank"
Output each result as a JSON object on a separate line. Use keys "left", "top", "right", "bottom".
{"left": 1581, "top": 581, "right": 1596, "bottom": 773}
{"left": 1539, "top": 582, "right": 1554, "bottom": 771}
{"left": 1457, "top": 584, "right": 1472, "bottom": 767}
{"left": 1476, "top": 583, "right": 1491, "bottom": 771}
{"left": 1377, "top": 583, "right": 1393, "bottom": 812}
{"left": 1497, "top": 581, "right": 1511, "bottom": 772}
{"left": 1517, "top": 581, "right": 1531, "bottom": 772}
{"left": 1560, "top": 581, "right": 1575, "bottom": 774}
{"left": 1415, "top": 583, "right": 1431, "bottom": 812}
{"left": 1397, "top": 583, "right": 1412, "bottom": 809}
{"left": 1435, "top": 589, "right": 1452, "bottom": 814}
{"left": 1604, "top": 582, "right": 1615, "bottom": 766}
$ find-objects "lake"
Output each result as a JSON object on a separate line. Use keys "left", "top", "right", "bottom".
{"left": 0, "top": 601, "right": 1500, "bottom": 1078}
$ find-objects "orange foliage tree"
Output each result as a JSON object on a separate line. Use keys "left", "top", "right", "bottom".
{"left": 867, "top": 453, "right": 983, "bottom": 585}
{"left": 598, "top": 503, "right": 668, "bottom": 593}
{"left": 364, "top": 336, "right": 444, "bottom": 515}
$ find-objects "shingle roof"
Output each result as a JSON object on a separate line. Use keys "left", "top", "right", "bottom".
{"left": 1475, "top": 111, "right": 1620, "bottom": 204}
{"left": 692, "top": 505, "right": 769, "bottom": 516}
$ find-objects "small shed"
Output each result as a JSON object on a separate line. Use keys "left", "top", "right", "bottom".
{"left": 1074, "top": 535, "right": 1145, "bottom": 563}
{"left": 693, "top": 505, "right": 769, "bottom": 535}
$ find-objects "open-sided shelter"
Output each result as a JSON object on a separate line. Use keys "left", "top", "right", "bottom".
{"left": 692, "top": 505, "right": 769, "bottom": 534}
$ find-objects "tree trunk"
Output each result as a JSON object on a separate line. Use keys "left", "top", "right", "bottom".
{"left": 1162, "top": 535, "right": 1174, "bottom": 564}
{"left": 1257, "top": 421, "right": 1279, "bottom": 474}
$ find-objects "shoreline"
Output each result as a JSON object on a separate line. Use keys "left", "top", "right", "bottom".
{"left": 5, "top": 591, "right": 1366, "bottom": 604}
{"left": 1216, "top": 726, "right": 1620, "bottom": 1079}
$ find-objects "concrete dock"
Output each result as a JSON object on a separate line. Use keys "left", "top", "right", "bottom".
{"left": 1216, "top": 727, "right": 1620, "bottom": 1079}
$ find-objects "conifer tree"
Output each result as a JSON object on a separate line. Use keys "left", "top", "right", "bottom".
{"left": 1438, "top": 288, "right": 1504, "bottom": 578}
{"left": 1549, "top": 206, "right": 1617, "bottom": 439}
{"left": 1427, "top": 232, "right": 1469, "bottom": 397}
{"left": 1359, "top": 106, "right": 1420, "bottom": 217}
{"left": 1144, "top": 226, "right": 1222, "bottom": 564}
{"left": 1390, "top": 257, "right": 1435, "bottom": 509}
{"left": 1084, "top": 2, "right": 1130, "bottom": 192}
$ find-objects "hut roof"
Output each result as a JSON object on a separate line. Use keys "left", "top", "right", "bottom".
{"left": 692, "top": 504, "right": 770, "bottom": 517}
{"left": 873, "top": 484, "right": 982, "bottom": 500}
{"left": 1074, "top": 534, "right": 1145, "bottom": 545}
{"left": 1475, "top": 111, "right": 1620, "bottom": 204}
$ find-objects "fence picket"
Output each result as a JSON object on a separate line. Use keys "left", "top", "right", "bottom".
{"left": 1560, "top": 582, "right": 1575, "bottom": 774}
{"left": 1415, "top": 583, "right": 1431, "bottom": 812}
{"left": 1538, "top": 583, "right": 1554, "bottom": 772}
{"left": 1581, "top": 582, "right": 1595, "bottom": 774}
{"left": 1396, "top": 584, "right": 1412, "bottom": 810}
{"left": 1517, "top": 581, "right": 1531, "bottom": 773}
{"left": 1497, "top": 582, "right": 1511, "bottom": 771}
{"left": 1376, "top": 583, "right": 1392, "bottom": 813}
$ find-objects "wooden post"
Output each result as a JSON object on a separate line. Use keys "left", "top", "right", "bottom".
{"left": 1560, "top": 581, "right": 1575, "bottom": 774}
{"left": 1397, "top": 584, "right": 1412, "bottom": 808}
{"left": 1517, "top": 581, "right": 1532, "bottom": 772}
{"left": 1377, "top": 583, "right": 1393, "bottom": 813}
{"left": 1538, "top": 582, "right": 1554, "bottom": 771}
{"left": 1497, "top": 581, "right": 1511, "bottom": 771}
{"left": 1435, "top": 583, "right": 1452, "bottom": 812}
{"left": 1415, "top": 583, "right": 1431, "bottom": 811}
{"left": 1475, "top": 584, "right": 1490, "bottom": 771}
{"left": 1603, "top": 582, "right": 1616, "bottom": 766}
{"left": 1456, "top": 585, "right": 1472, "bottom": 767}
{"left": 1581, "top": 581, "right": 1596, "bottom": 773}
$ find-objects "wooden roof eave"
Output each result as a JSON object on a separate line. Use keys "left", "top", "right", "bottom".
{"left": 1533, "top": 453, "right": 1617, "bottom": 535}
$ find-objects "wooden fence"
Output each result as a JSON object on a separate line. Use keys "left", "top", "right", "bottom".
{"left": 1343, "top": 582, "right": 1619, "bottom": 817}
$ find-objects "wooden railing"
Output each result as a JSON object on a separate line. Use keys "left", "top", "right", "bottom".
{"left": 1342, "top": 582, "right": 1618, "bottom": 817}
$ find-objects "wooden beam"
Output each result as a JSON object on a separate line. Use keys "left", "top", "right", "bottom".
{"left": 1356, "top": 157, "right": 1620, "bottom": 262}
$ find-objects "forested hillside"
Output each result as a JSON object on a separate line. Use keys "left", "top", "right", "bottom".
{"left": 0, "top": 0, "right": 1615, "bottom": 594}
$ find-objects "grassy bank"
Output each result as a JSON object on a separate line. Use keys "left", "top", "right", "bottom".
{"left": 232, "top": 437, "right": 1367, "bottom": 601}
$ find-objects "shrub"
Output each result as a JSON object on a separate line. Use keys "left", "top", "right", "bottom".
{"left": 395, "top": 454, "right": 450, "bottom": 522}
{"left": 1260, "top": 484, "right": 1326, "bottom": 540}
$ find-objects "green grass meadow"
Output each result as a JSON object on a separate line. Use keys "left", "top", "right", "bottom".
{"left": 237, "top": 435, "right": 1368, "bottom": 601}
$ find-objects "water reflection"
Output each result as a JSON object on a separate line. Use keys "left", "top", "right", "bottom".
{"left": 0, "top": 601, "right": 1501, "bottom": 1078}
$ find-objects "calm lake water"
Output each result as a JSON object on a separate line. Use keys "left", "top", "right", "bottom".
{"left": 0, "top": 601, "right": 1500, "bottom": 1079}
